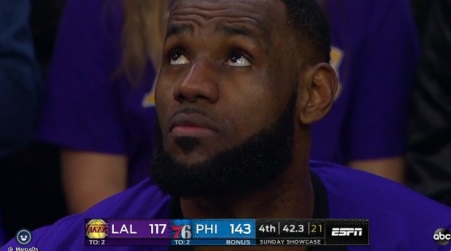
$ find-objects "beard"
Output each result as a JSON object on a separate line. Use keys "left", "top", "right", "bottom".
{"left": 150, "top": 94, "right": 297, "bottom": 198}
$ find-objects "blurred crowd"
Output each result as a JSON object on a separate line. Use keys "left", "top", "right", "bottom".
{"left": 0, "top": 0, "right": 450, "bottom": 244}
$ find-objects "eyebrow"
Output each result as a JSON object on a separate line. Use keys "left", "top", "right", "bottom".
{"left": 220, "top": 25, "right": 258, "bottom": 43}
{"left": 220, "top": 25, "right": 256, "bottom": 39}
{"left": 218, "top": 24, "right": 266, "bottom": 47}
{"left": 165, "top": 23, "right": 194, "bottom": 39}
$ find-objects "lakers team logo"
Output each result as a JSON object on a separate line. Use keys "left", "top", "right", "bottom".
{"left": 86, "top": 219, "right": 108, "bottom": 239}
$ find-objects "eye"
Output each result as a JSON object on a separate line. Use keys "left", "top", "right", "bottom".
{"left": 169, "top": 50, "right": 190, "bottom": 65}
{"left": 225, "top": 52, "right": 251, "bottom": 67}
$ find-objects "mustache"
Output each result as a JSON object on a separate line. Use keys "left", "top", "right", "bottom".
{"left": 169, "top": 106, "right": 218, "bottom": 122}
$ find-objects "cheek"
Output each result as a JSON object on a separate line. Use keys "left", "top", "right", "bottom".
{"left": 155, "top": 79, "right": 174, "bottom": 126}
{"left": 219, "top": 76, "right": 283, "bottom": 139}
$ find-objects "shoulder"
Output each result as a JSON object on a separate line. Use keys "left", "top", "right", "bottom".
{"left": 326, "top": 0, "right": 412, "bottom": 21}
{"left": 326, "top": 0, "right": 416, "bottom": 45}
{"left": 311, "top": 161, "right": 451, "bottom": 250}
{"left": 58, "top": 0, "right": 124, "bottom": 40}
{"left": 82, "top": 178, "right": 171, "bottom": 218}
{"left": 63, "top": 0, "right": 122, "bottom": 15}
{"left": 50, "top": 0, "right": 123, "bottom": 66}
{"left": 2, "top": 179, "right": 172, "bottom": 251}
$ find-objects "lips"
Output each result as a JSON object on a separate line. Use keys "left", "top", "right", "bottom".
{"left": 169, "top": 112, "right": 219, "bottom": 138}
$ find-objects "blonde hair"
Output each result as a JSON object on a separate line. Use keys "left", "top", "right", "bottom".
{"left": 118, "top": 0, "right": 168, "bottom": 83}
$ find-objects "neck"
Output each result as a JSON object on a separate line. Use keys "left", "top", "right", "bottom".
{"left": 180, "top": 135, "right": 313, "bottom": 219}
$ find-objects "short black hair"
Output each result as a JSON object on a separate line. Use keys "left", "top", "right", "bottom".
{"left": 281, "top": 0, "right": 331, "bottom": 63}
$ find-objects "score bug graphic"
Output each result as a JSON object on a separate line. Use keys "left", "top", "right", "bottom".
{"left": 171, "top": 220, "right": 192, "bottom": 239}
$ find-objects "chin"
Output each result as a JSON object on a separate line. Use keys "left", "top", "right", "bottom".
{"left": 173, "top": 154, "right": 210, "bottom": 168}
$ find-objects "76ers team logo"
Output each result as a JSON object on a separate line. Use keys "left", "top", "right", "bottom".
{"left": 171, "top": 219, "right": 192, "bottom": 239}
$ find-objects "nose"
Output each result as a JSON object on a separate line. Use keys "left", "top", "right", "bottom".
{"left": 173, "top": 60, "right": 220, "bottom": 104}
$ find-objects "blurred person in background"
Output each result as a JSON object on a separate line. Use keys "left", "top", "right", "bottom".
{"left": 0, "top": 0, "right": 40, "bottom": 158}
{"left": 30, "top": 0, "right": 66, "bottom": 76}
{"left": 37, "top": 0, "right": 168, "bottom": 213}
{"left": 407, "top": 0, "right": 451, "bottom": 206}
{"left": 410, "top": 0, "right": 433, "bottom": 38}
{"left": 0, "top": 0, "right": 41, "bottom": 244}
{"left": 313, "top": 0, "right": 419, "bottom": 183}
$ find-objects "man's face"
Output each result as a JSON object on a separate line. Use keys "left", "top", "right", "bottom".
{"left": 151, "top": 0, "right": 308, "bottom": 197}
{"left": 155, "top": 0, "right": 299, "bottom": 166}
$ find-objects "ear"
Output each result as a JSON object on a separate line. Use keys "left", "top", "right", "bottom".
{"left": 297, "top": 63, "right": 338, "bottom": 125}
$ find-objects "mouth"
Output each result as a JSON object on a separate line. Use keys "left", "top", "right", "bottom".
{"left": 169, "top": 113, "right": 218, "bottom": 138}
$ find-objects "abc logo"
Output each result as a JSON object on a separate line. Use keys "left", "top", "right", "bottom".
{"left": 433, "top": 228, "right": 451, "bottom": 246}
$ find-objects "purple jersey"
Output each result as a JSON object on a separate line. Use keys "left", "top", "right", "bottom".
{"left": 311, "top": 0, "right": 420, "bottom": 163}
{"left": 36, "top": 0, "right": 157, "bottom": 186}
{"left": 2, "top": 161, "right": 450, "bottom": 250}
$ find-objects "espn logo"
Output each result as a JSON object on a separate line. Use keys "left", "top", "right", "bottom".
{"left": 326, "top": 219, "right": 368, "bottom": 245}
{"left": 331, "top": 228, "right": 363, "bottom": 237}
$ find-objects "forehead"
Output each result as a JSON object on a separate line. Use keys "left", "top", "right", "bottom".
{"left": 168, "top": 0, "right": 288, "bottom": 35}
